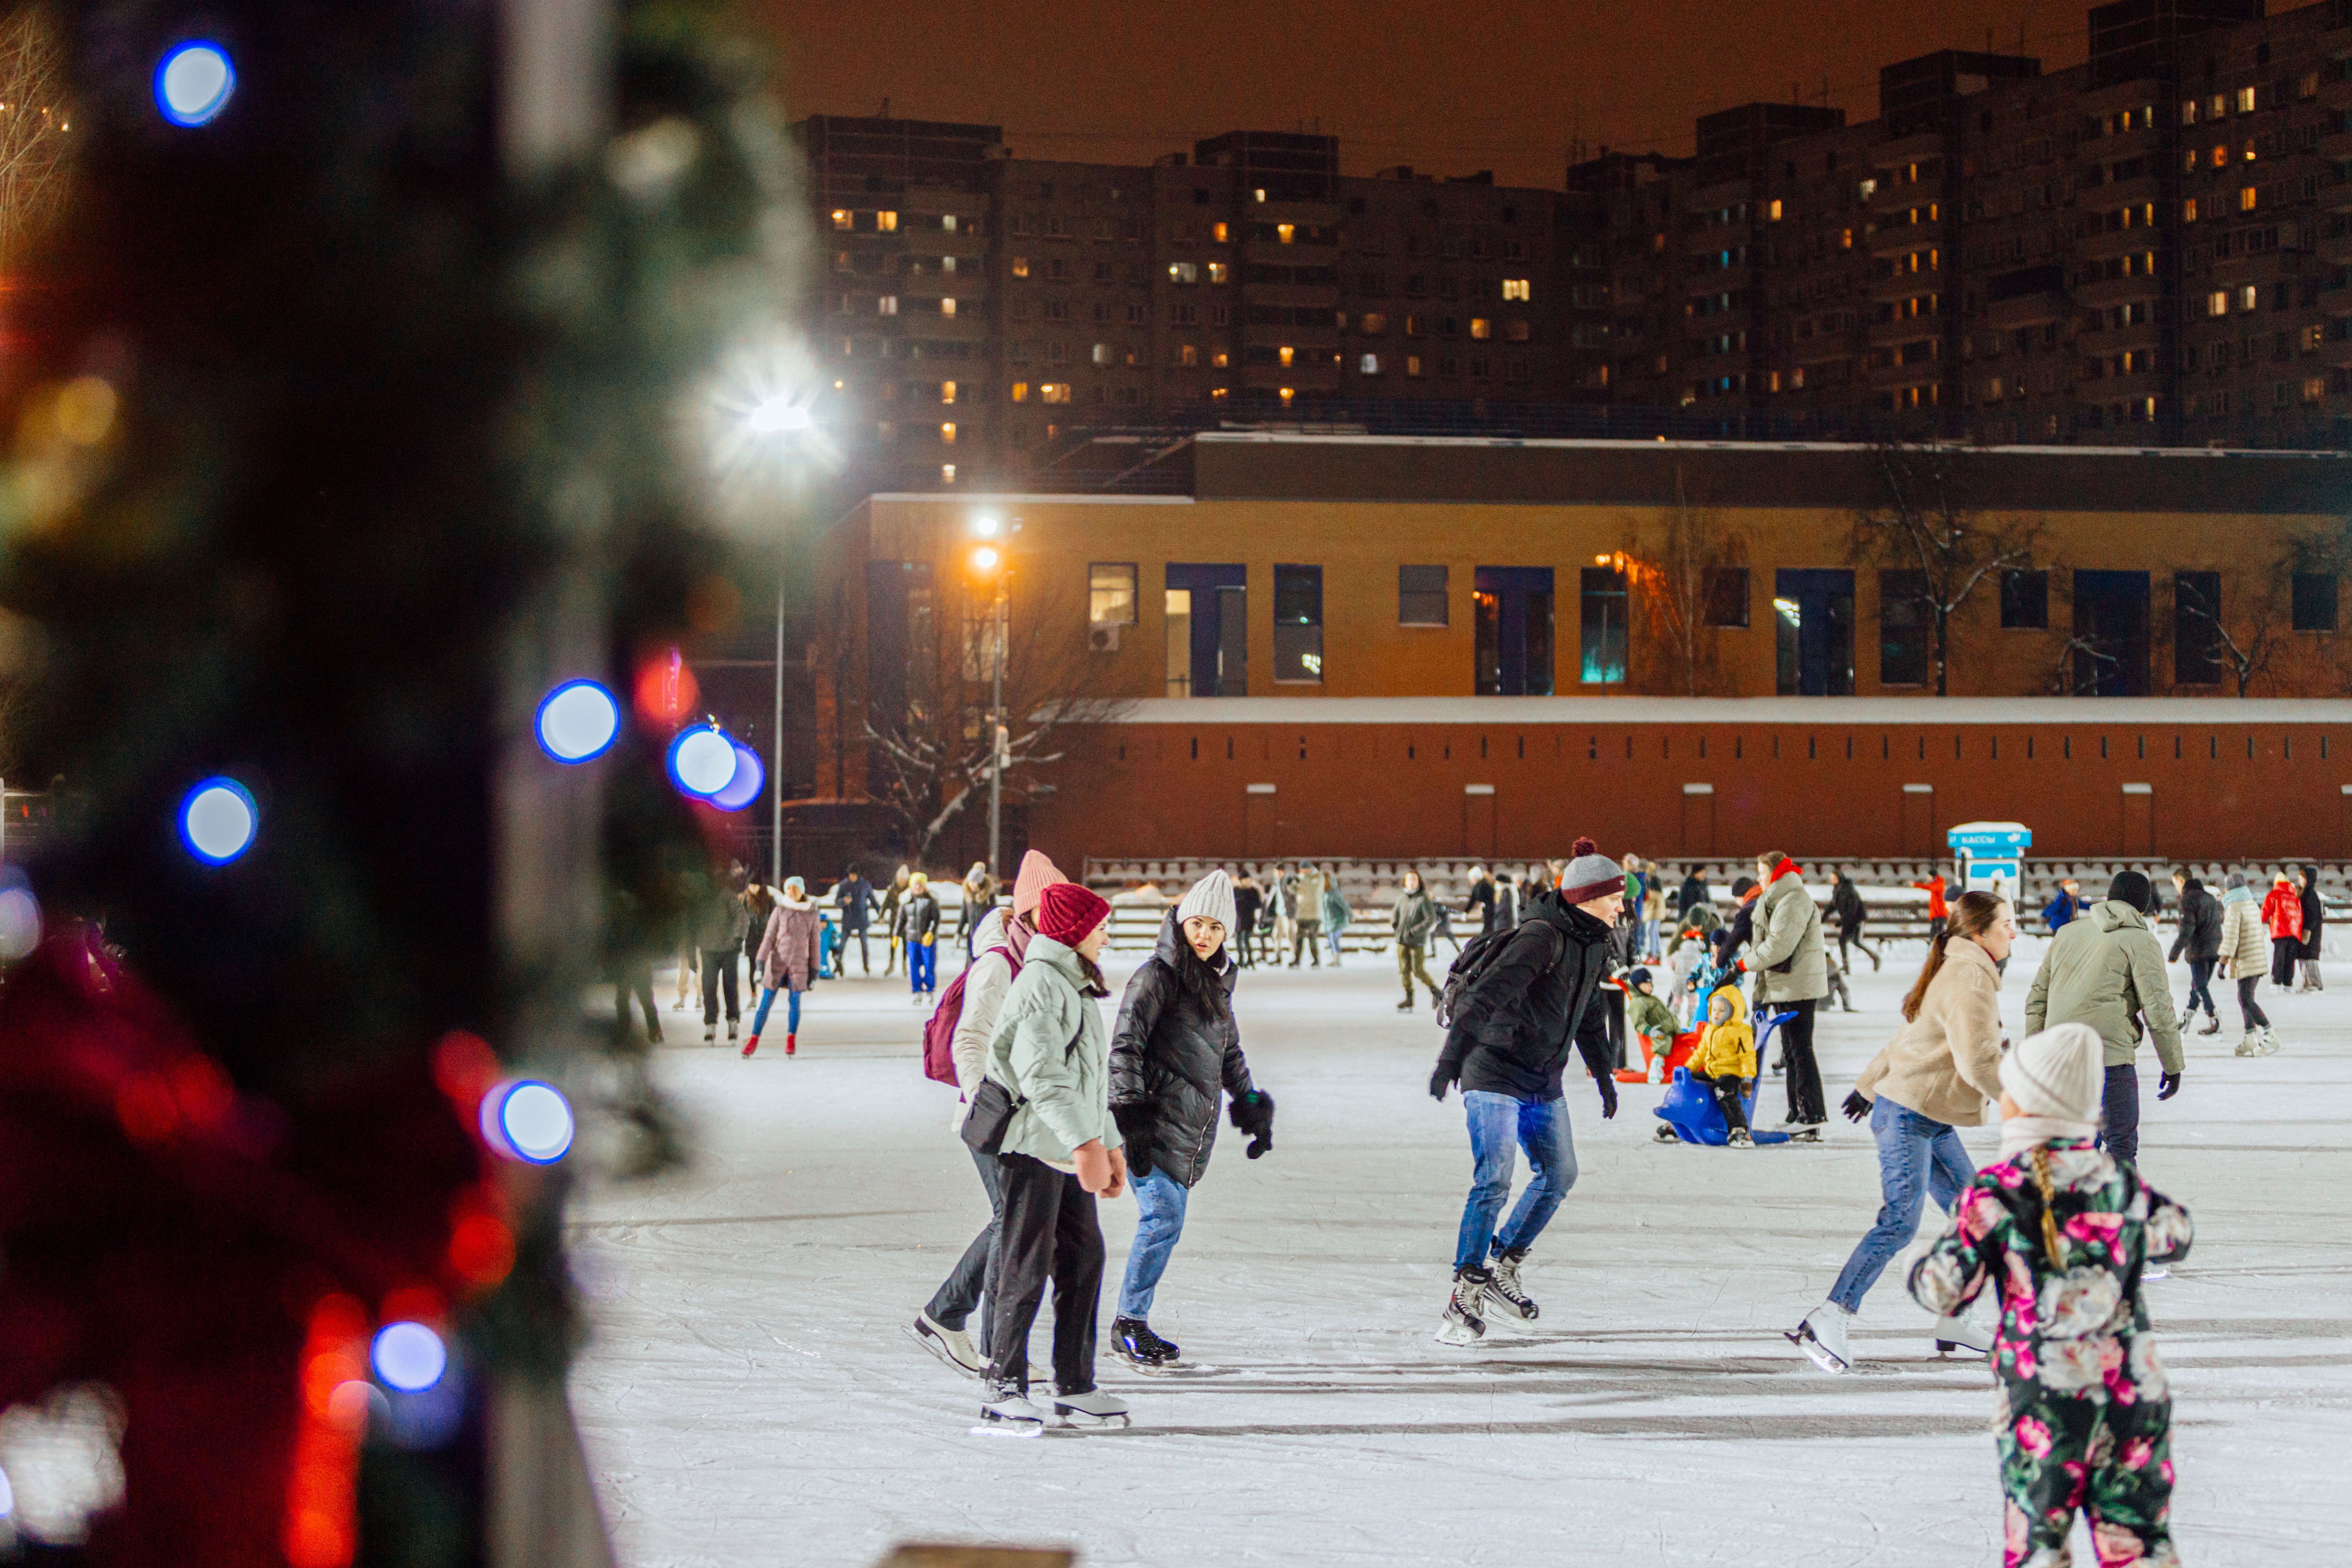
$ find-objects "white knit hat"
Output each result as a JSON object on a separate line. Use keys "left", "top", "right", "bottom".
{"left": 2001, "top": 1023, "right": 2104, "bottom": 1125}
{"left": 1176, "top": 868, "right": 1238, "bottom": 932}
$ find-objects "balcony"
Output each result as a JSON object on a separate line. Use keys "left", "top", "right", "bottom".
{"left": 1985, "top": 290, "right": 2067, "bottom": 328}
{"left": 1867, "top": 314, "right": 1942, "bottom": 346}
{"left": 2073, "top": 274, "right": 2162, "bottom": 310}
{"left": 1870, "top": 131, "right": 1948, "bottom": 171}
{"left": 2080, "top": 175, "right": 2164, "bottom": 216}
{"left": 2078, "top": 322, "right": 2163, "bottom": 357}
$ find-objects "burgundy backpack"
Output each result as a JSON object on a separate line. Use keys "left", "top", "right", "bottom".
{"left": 923, "top": 946, "right": 1020, "bottom": 1086}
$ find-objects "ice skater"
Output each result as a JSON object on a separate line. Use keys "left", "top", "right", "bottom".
{"left": 2167, "top": 869, "right": 2222, "bottom": 1036}
{"left": 2026, "top": 871, "right": 2186, "bottom": 1165}
{"left": 2217, "top": 871, "right": 2277, "bottom": 1056}
{"left": 1426, "top": 838, "right": 1621, "bottom": 1346}
{"left": 899, "top": 870, "right": 942, "bottom": 1003}
{"left": 833, "top": 864, "right": 877, "bottom": 974}
{"left": 1908, "top": 1023, "right": 2193, "bottom": 1568}
{"left": 1624, "top": 967, "right": 1678, "bottom": 1083}
{"left": 974, "top": 882, "right": 1131, "bottom": 1433}
{"left": 1789, "top": 890, "right": 2012, "bottom": 1373}
{"left": 1106, "top": 870, "right": 1273, "bottom": 1370}
{"left": 742, "top": 876, "right": 822, "bottom": 1058}
{"left": 1392, "top": 869, "right": 1442, "bottom": 1011}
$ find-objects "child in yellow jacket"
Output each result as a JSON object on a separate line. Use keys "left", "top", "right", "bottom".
{"left": 1688, "top": 981, "right": 1759, "bottom": 1148}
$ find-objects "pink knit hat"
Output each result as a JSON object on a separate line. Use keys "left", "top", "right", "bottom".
{"left": 1012, "top": 849, "right": 1067, "bottom": 921}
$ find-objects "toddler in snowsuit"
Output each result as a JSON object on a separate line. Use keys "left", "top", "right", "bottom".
{"left": 1625, "top": 967, "right": 1680, "bottom": 1082}
{"left": 1686, "top": 980, "right": 1758, "bottom": 1146}
{"left": 1909, "top": 1023, "right": 2193, "bottom": 1568}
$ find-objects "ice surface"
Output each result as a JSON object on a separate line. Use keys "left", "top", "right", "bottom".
{"left": 568, "top": 936, "right": 2352, "bottom": 1565}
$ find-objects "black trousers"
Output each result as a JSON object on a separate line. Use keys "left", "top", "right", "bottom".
{"left": 1690, "top": 1071, "right": 1751, "bottom": 1132}
{"left": 841, "top": 924, "right": 870, "bottom": 972}
{"left": 1838, "top": 924, "right": 1878, "bottom": 970}
{"left": 2236, "top": 975, "right": 2270, "bottom": 1031}
{"left": 2100, "top": 1063, "right": 2141, "bottom": 1165}
{"left": 1604, "top": 988, "right": 1627, "bottom": 1070}
{"left": 2185, "top": 957, "right": 2217, "bottom": 1017}
{"left": 699, "top": 947, "right": 740, "bottom": 1025}
{"left": 614, "top": 964, "right": 661, "bottom": 1043}
{"left": 2271, "top": 937, "right": 2300, "bottom": 988}
{"left": 1775, "top": 998, "right": 1826, "bottom": 1124}
{"left": 927, "top": 1146, "right": 1006, "bottom": 1343}
{"left": 986, "top": 1153, "right": 1105, "bottom": 1395}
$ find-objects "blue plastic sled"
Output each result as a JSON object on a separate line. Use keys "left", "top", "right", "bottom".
{"left": 1651, "top": 1007, "right": 1798, "bottom": 1147}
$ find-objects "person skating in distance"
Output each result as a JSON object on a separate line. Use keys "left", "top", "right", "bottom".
{"left": 1427, "top": 840, "right": 1621, "bottom": 1346}
{"left": 1106, "top": 870, "right": 1273, "bottom": 1371}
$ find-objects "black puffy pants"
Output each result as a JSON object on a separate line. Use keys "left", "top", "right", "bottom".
{"left": 986, "top": 1153, "right": 1105, "bottom": 1396}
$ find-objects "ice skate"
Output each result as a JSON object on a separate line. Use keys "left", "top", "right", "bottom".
{"left": 1786, "top": 1304, "right": 1853, "bottom": 1373}
{"left": 702, "top": 1024, "right": 715, "bottom": 1045}
{"left": 2252, "top": 1026, "right": 2282, "bottom": 1056}
{"left": 785, "top": 1032, "right": 797, "bottom": 1056}
{"left": 1434, "top": 1266, "right": 1491, "bottom": 1346}
{"left": 1396, "top": 998, "right": 1413, "bottom": 1012}
{"left": 727, "top": 1020, "right": 738, "bottom": 1042}
{"left": 1726, "top": 1127, "right": 1754, "bottom": 1148}
{"left": 740, "top": 1034, "right": 759, "bottom": 1058}
{"left": 1933, "top": 1314, "right": 1992, "bottom": 1356}
{"left": 1653, "top": 1123, "right": 1681, "bottom": 1143}
{"left": 1051, "top": 1389, "right": 1131, "bottom": 1428}
{"left": 2234, "top": 1031, "right": 2260, "bottom": 1056}
{"left": 907, "top": 1311, "right": 987, "bottom": 1379}
{"left": 975, "top": 1386, "right": 1046, "bottom": 1437}
{"left": 1111, "top": 1317, "right": 1179, "bottom": 1372}
{"left": 2197, "top": 1012, "right": 2220, "bottom": 1035}
{"left": 1485, "top": 1248, "right": 1538, "bottom": 1323}
{"left": 1786, "top": 1124, "right": 1823, "bottom": 1144}
{"left": 2144, "top": 1263, "right": 2171, "bottom": 1281}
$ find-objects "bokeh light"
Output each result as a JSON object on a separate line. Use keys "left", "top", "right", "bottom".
{"left": 179, "top": 778, "right": 257, "bottom": 864}
{"left": 370, "top": 1323, "right": 448, "bottom": 1393}
{"left": 0, "top": 879, "right": 40, "bottom": 960}
{"left": 535, "top": 679, "right": 620, "bottom": 763}
{"left": 667, "top": 725, "right": 737, "bottom": 798}
{"left": 633, "top": 649, "right": 699, "bottom": 725}
{"left": 155, "top": 42, "right": 235, "bottom": 127}
{"left": 498, "top": 1081, "right": 575, "bottom": 1164}
{"left": 708, "top": 742, "right": 764, "bottom": 812}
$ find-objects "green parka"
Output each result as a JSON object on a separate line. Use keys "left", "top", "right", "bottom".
{"left": 2024, "top": 900, "right": 2184, "bottom": 1072}
{"left": 983, "top": 933, "right": 1126, "bottom": 1169}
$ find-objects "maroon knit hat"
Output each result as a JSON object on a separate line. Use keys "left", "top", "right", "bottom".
{"left": 1557, "top": 837, "right": 1626, "bottom": 904}
{"left": 1037, "top": 882, "right": 1113, "bottom": 948}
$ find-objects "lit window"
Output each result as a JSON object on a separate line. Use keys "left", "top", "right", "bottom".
{"left": 1273, "top": 565, "right": 1323, "bottom": 683}
{"left": 1278, "top": 386, "right": 1295, "bottom": 404}
{"left": 1011, "top": 256, "right": 1029, "bottom": 278}
{"left": 1406, "top": 355, "right": 1423, "bottom": 378}
{"left": 2209, "top": 290, "right": 2229, "bottom": 317}
{"left": 942, "top": 464, "right": 956, "bottom": 482}
{"left": 2244, "top": 140, "right": 2257, "bottom": 162}
{"left": 940, "top": 422, "right": 956, "bottom": 444}
{"left": 2305, "top": 376, "right": 2326, "bottom": 403}
{"left": 878, "top": 295, "right": 898, "bottom": 315}
{"left": 1178, "top": 344, "right": 1198, "bottom": 367}
{"left": 2209, "top": 93, "right": 2226, "bottom": 119}
{"left": 2183, "top": 197, "right": 2197, "bottom": 223}
{"left": 2237, "top": 86, "right": 2256, "bottom": 113}
{"left": 1210, "top": 386, "right": 1229, "bottom": 400}
{"left": 1502, "top": 278, "right": 1530, "bottom": 300}
{"left": 2241, "top": 284, "right": 2259, "bottom": 311}
{"left": 2241, "top": 186, "right": 2257, "bottom": 212}
{"left": 1361, "top": 311, "right": 1387, "bottom": 333}
{"left": 1840, "top": 227, "right": 1853, "bottom": 249}
{"left": 831, "top": 209, "right": 852, "bottom": 230}
{"left": 1092, "top": 343, "right": 1112, "bottom": 365}
{"left": 1211, "top": 350, "right": 1228, "bottom": 368}
{"left": 1010, "top": 382, "right": 1028, "bottom": 402}
{"left": 1790, "top": 366, "right": 1804, "bottom": 389}
{"left": 1253, "top": 188, "right": 1266, "bottom": 204}
{"left": 1858, "top": 178, "right": 1877, "bottom": 199}
{"left": 1278, "top": 345, "right": 1296, "bottom": 367}
{"left": 1277, "top": 223, "right": 1296, "bottom": 243}
{"left": 877, "top": 211, "right": 899, "bottom": 232}
{"left": 1207, "top": 262, "right": 1228, "bottom": 284}
{"left": 942, "top": 381, "right": 956, "bottom": 404}
{"left": 943, "top": 214, "right": 958, "bottom": 231}
{"left": 1212, "top": 221, "right": 1230, "bottom": 242}
{"left": 1469, "top": 318, "right": 1491, "bottom": 339}
{"left": 1767, "top": 199, "right": 1783, "bottom": 221}
{"left": 941, "top": 297, "right": 957, "bottom": 317}
{"left": 1088, "top": 563, "right": 1138, "bottom": 626}
{"left": 1360, "top": 353, "right": 1380, "bottom": 374}
{"left": 1168, "top": 261, "right": 1199, "bottom": 284}
{"left": 1041, "top": 383, "right": 1071, "bottom": 404}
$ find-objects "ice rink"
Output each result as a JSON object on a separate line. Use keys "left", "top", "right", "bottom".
{"left": 567, "top": 930, "right": 2352, "bottom": 1566}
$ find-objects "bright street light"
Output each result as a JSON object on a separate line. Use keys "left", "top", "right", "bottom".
{"left": 746, "top": 396, "right": 814, "bottom": 436}
{"left": 972, "top": 514, "right": 1002, "bottom": 537}
{"left": 970, "top": 545, "right": 1001, "bottom": 575}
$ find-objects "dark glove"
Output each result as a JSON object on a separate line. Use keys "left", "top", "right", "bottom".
{"left": 2157, "top": 1071, "right": 2183, "bottom": 1101}
{"left": 1596, "top": 1075, "right": 1618, "bottom": 1119}
{"left": 1228, "top": 1088, "right": 1276, "bottom": 1158}
{"left": 1112, "top": 1104, "right": 1157, "bottom": 1179}
{"left": 1429, "top": 1060, "right": 1459, "bottom": 1102}
{"left": 1842, "top": 1091, "right": 1871, "bottom": 1123}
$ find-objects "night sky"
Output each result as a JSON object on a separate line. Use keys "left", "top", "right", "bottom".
{"left": 758, "top": 0, "right": 2097, "bottom": 187}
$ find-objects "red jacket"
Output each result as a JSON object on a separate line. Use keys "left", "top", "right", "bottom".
{"left": 1911, "top": 876, "right": 1948, "bottom": 920}
{"left": 2263, "top": 882, "right": 2305, "bottom": 942}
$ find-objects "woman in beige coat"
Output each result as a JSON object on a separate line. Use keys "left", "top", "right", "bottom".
{"left": 1788, "top": 890, "right": 2014, "bottom": 1375}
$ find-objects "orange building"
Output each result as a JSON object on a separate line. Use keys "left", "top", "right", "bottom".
{"left": 816, "top": 434, "right": 2352, "bottom": 867}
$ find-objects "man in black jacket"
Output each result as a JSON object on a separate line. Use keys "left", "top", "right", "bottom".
{"left": 1428, "top": 838, "right": 1622, "bottom": 1346}
{"left": 1828, "top": 866, "right": 1880, "bottom": 973}
{"left": 2168, "top": 870, "right": 2223, "bottom": 1035}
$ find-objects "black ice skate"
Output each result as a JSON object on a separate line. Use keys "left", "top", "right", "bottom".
{"left": 1434, "top": 1265, "right": 1491, "bottom": 1346}
{"left": 1484, "top": 1248, "right": 1539, "bottom": 1323}
{"left": 1111, "top": 1316, "right": 1180, "bottom": 1372}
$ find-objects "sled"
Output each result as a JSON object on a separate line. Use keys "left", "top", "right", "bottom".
{"left": 1615, "top": 1026, "right": 1696, "bottom": 1085}
{"left": 1650, "top": 1008, "right": 1799, "bottom": 1147}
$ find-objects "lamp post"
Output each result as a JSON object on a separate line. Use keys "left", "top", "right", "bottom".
{"left": 747, "top": 393, "right": 816, "bottom": 888}
{"left": 968, "top": 539, "right": 1008, "bottom": 880}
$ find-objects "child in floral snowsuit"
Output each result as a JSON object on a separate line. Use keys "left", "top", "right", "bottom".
{"left": 1908, "top": 1023, "right": 2194, "bottom": 1568}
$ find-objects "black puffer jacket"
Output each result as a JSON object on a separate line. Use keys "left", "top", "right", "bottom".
{"left": 1109, "top": 912, "right": 1254, "bottom": 1188}
{"left": 2168, "top": 878, "right": 2221, "bottom": 962}
{"left": 1435, "top": 889, "right": 1615, "bottom": 1102}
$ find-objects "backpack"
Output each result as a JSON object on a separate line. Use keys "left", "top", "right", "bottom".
{"left": 923, "top": 946, "right": 1019, "bottom": 1086}
{"left": 1434, "top": 921, "right": 1561, "bottom": 1031}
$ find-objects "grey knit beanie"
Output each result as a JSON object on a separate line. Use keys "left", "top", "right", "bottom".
{"left": 1175, "top": 868, "right": 1237, "bottom": 933}
{"left": 1558, "top": 837, "right": 1624, "bottom": 904}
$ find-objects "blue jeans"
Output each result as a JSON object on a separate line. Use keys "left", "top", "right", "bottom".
{"left": 749, "top": 985, "right": 801, "bottom": 1036}
{"left": 909, "top": 939, "right": 936, "bottom": 994}
{"left": 1116, "top": 1168, "right": 1189, "bottom": 1319}
{"left": 1454, "top": 1091, "right": 1578, "bottom": 1272}
{"left": 1828, "top": 1097, "right": 1978, "bottom": 1312}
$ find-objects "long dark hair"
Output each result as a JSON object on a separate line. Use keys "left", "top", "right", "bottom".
{"left": 1901, "top": 889, "right": 2008, "bottom": 1022}
{"left": 1166, "top": 912, "right": 1230, "bottom": 997}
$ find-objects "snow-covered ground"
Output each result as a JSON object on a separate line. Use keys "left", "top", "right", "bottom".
{"left": 566, "top": 934, "right": 2352, "bottom": 1567}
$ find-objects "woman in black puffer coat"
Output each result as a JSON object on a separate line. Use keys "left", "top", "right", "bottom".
{"left": 1107, "top": 870, "right": 1273, "bottom": 1368}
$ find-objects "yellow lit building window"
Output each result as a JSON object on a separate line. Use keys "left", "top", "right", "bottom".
{"left": 1768, "top": 199, "right": 1783, "bottom": 221}
{"left": 1010, "top": 382, "right": 1029, "bottom": 403}
{"left": 1278, "top": 386, "right": 1294, "bottom": 404}
{"left": 1277, "top": 345, "right": 1296, "bottom": 367}
{"left": 1502, "top": 278, "right": 1530, "bottom": 300}
{"left": 2241, "top": 185, "right": 2258, "bottom": 211}
{"left": 940, "top": 298, "right": 957, "bottom": 317}
{"left": 1011, "top": 256, "right": 1029, "bottom": 278}
{"left": 1212, "top": 221, "right": 1230, "bottom": 242}
{"left": 1209, "top": 386, "right": 1229, "bottom": 400}
{"left": 1277, "top": 223, "right": 1296, "bottom": 244}
{"left": 1211, "top": 350, "right": 1229, "bottom": 368}
{"left": 1469, "top": 318, "right": 1491, "bottom": 339}
{"left": 877, "top": 211, "right": 899, "bottom": 232}
{"left": 940, "top": 422, "right": 956, "bottom": 444}
{"left": 1041, "top": 383, "right": 1071, "bottom": 404}
{"left": 1207, "top": 262, "right": 1229, "bottom": 284}
{"left": 831, "top": 209, "right": 852, "bottom": 230}
{"left": 942, "top": 381, "right": 956, "bottom": 404}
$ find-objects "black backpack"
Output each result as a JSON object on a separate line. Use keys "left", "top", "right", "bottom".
{"left": 1435, "top": 921, "right": 1562, "bottom": 1030}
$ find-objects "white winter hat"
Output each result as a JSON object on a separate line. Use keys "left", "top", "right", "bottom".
{"left": 2001, "top": 1023, "right": 2104, "bottom": 1126}
{"left": 1176, "top": 868, "right": 1238, "bottom": 933}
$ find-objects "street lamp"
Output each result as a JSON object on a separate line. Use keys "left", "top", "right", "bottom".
{"left": 967, "top": 539, "right": 1010, "bottom": 880}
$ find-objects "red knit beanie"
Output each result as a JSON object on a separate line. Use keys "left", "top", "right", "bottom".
{"left": 1037, "top": 882, "right": 1112, "bottom": 948}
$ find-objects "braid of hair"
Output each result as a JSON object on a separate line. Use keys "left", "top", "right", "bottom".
{"left": 2031, "top": 1146, "right": 2065, "bottom": 1267}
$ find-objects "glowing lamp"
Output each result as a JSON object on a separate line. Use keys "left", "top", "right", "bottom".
{"left": 535, "top": 679, "right": 621, "bottom": 763}
{"left": 747, "top": 396, "right": 813, "bottom": 434}
{"left": 156, "top": 42, "right": 235, "bottom": 127}
{"left": 0, "top": 881, "right": 39, "bottom": 960}
{"left": 371, "top": 1323, "right": 448, "bottom": 1393}
{"left": 481, "top": 1079, "right": 575, "bottom": 1164}
{"left": 969, "top": 545, "right": 1000, "bottom": 575}
{"left": 708, "top": 743, "right": 765, "bottom": 812}
{"left": 972, "top": 514, "right": 1001, "bottom": 537}
{"left": 179, "top": 778, "right": 258, "bottom": 864}
{"left": 667, "top": 725, "right": 739, "bottom": 798}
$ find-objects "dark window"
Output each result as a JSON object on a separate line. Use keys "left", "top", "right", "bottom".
{"left": 1579, "top": 566, "right": 1628, "bottom": 684}
{"left": 2001, "top": 569, "right": 2049, "bottom": 629}
{"left": 2293, "top": 572, "right": 2339, "bottom": 632}
{"left": 1273, "top": 564, "right": 1323, "bottom": 682}
{"left": 1473, "top": 568, "right": 1554, "bottom": 695}
{"left": 1398, "top": 564, "right": 1448, "bottom": 626}
{"left": 1879, "top": 569, "right": 1932, "bottom": 687}
{"left": 2173, "top": 571, "right": 2224, "bottom": 685}
{"left": 1702, "top": 567, "right": 1750, "bottom": 628}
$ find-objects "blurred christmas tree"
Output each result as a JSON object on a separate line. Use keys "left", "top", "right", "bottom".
{"left": 0, "top": 0, "right": 811, "bottom": 1562}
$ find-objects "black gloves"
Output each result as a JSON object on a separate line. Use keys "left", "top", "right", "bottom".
{"left": 1228, "top": 1089, "right": 1276, "bottom": 1158}
{"left": 2157, "top": 1071, "right": 2183, "bottom": 1101}
{"left": 1595, "top": 1075, "right": 1618, "bottom": 1119}
{"left": 1842, "top": 1091, "right": 1871, "bottom": 1123}
{"left": 1112, "top": 1104, "right": 1157, "bottom": 1179}
{"left": 1429, "top": 1060, "right": 1459, "bottom": 1102}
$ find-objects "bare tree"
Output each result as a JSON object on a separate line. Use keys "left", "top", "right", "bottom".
{"left": 2169, "top": 566, "right": 2285, "bottom": 698}
{"left": 862, "top": 580, "right": 1133, "bottom": 863}
{"left": 0, "top": 9, "right": 70, "bottom": 267}
{"left": 1623, "top": 465, "right": 1741, "bottom": 697}
{"left": 1849, "top": 443, "right": 2043, "bottom": 696}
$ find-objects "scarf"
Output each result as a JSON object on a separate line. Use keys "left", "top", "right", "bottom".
{"left": 2001, "top": 1117, "right": 2097, "bottom": 1161}
{"left": 1767, "top": 857, "right": 1803, "bottom": 886}
{"left": 2222, "top": 885, "right": 2254, "bottom": 906}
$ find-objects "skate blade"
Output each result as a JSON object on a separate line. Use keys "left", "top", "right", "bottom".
{"left": 970, "top": 1418, "right": 1045, "bottom": 1439}
{"left": 1785, "top": 1329, "right": 1850, "bottom": 1374}
{"left": 1485, "top": 1301, "right": 1535, "bottom": 1324}
{"left": 1935, "top": 1339, "right": 1991, "bottom": 1356}
{"left": 1433, "top": 1320, "right": 1485, "bottom": 1348}
{"left": 1053, "top": 1409, "right": 1131, "bottom": 1428}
